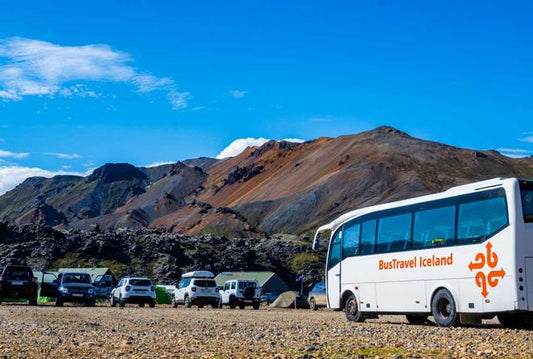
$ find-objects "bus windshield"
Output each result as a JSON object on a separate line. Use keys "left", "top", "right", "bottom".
{"left": 520, "top": 180, "right": 533, "bottom": 222}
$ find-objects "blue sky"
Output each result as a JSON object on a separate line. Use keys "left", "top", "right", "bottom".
{"left": 0, "top": 1, "right": 532, "bottom": 193}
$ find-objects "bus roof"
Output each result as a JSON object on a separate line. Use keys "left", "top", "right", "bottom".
{"left": 320, "top": 177, "right": 517, "bottom": 234}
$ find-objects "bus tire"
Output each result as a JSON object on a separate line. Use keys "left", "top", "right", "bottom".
{"left": 431, "top": 289, "right": 459, "bottom": 327}
{"left": 406, "top": 314, "right": 428, "bottom": 325}
{"left": 345, "top": 294, "right": 365, "bottom": 322}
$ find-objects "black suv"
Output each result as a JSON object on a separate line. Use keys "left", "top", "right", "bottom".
{"left": 0, "top": 265, "right": 38, "bottom": 305}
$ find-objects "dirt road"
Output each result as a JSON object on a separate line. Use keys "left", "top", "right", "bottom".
{"left": 0, "top": 304, "right": 531, "bottom": 358}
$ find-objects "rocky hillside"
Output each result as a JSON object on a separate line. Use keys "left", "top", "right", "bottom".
{"left": 0, "top": 222, "right": 323, "bottom": 285}
{"left": 2, "top": 126, "right": 533, "bottom": 237}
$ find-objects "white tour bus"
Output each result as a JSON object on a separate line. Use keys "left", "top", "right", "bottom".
{"left": 312, "top": 178, "right": 533, "bottom": 328}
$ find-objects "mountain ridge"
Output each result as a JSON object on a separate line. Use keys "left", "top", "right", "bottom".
{"left": 2, "top": 126, "right": 532, "bottom": 237}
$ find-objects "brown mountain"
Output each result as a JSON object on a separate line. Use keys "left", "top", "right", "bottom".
{"left": 1, "top": 126, "right": 532, "bottom": 237}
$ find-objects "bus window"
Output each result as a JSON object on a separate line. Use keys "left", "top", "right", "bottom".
{"left": 343, "top": 221, "right": 360, "bottom": 258}
{"left": 413, "top": 206, "right": 455, "bottom": 248}
{"left": 328, "top": 228, "right": 342, "bottom": 269}
{"left": 377, "top": 213, "right": 412, "bottom": 253}
{"left": 520, "top": 181, "right": 533, "bottom": 223}
{"left": 457, "top": 196, "right": 508, "bottom": 244}
{"left": 360, "top": 219, "right": 376, "bottom": 255}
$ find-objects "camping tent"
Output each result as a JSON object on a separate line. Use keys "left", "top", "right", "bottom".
{"left": 269, "top": 291, "right": 309, "bottom": 309}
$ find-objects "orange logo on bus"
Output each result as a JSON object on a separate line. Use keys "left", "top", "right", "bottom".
{"left": 468, "top": 242, "right": 506, "bottom": 298}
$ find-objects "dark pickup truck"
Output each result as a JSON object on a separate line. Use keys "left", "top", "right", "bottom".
{"left": 0, "top": 265, "right": 38, "bottom": 305}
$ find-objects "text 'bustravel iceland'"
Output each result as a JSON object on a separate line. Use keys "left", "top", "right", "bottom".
{"left": 378, "top": 253, "right": 453, "bottom": 270}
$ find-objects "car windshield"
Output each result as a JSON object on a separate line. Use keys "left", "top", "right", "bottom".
{"left": 193, "top": 280, "right": 216, "bottom": 287}
{"left": 4, "top": 267, "right": 31, "bottom": 280}
{"left": 129, "top": 279, "right": 152, "bottom": 286}
{"left": 63, "top": 273, "right": 91, "bottom": 284}
{"left": 238, "top": 282, "right": 256, "bottom": 289}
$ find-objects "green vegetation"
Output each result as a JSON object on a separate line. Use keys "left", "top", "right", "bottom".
{"left": 288, "top": 252, "right": 321, "bottom": 273}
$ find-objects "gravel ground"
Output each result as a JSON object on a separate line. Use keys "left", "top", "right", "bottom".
{"left": 0, "top": 303, "right": 532, "bottom": 358}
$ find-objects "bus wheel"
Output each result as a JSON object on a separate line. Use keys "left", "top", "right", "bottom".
{"left": 406, "top": 314, "right": 428, "bottom": 325}
{"left": 345, "top": 294, "right": 364, "bottom": 322}
{"left": 431, "top": 289, "right": 459, "bottom": 327}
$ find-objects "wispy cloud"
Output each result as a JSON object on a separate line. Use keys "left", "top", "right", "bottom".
{"left": 229, "top": 90, "right": 247, "bottom": 99}
{"left": 216, "top": 137, "right": 305, "bottom": 159}
{"left": 44, "top": 152, "right": 81, "bottom": 160}
{"left": 0, "top": 37, "right": 189, "bottom": 109}
{"left": 0, "top": 166, "right": 85, "bottom": 195}
{"left": 0, "top": 149, "right": 29, "bottom": 159}
{"left": 520, "top": 136, "right": 533, "bottom": 143}
{"left": 497, "top": 148, "right": 532, "bottom": 158}
{"left": 144, "top": 161, "right": 176, "bottom": 168}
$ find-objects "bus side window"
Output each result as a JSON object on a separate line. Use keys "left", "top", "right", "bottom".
{"left": 413, "top": 205, "right": 455, "bottom": 248}
{"left": 342, "top": 221, "right": 360, "bottom": 258}
{"left": 457, "top": 196, "right": 508, "bottom": 244}
{"left": 328, "top": 228, "right": 342, "bottom": 269}
{"left": 360, "top": 220, "right": 376, "bottom": 255}
{"left": 377, "top": 213, "right": 412, "bottom": 253}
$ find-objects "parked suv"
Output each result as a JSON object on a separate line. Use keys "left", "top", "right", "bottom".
{"left": 220, "top": 279, "right": 261, "bottom": 310}
{"left": 0, "top": 265, "right": 38, "bottom": 305}
{"left": 55, "top": 272, "right": 96, "bottom": 307}
{"left": 172, "top": 271, "right": 220, "bottom": 308}
{"left": 110, "top": 277, "right": 156, "bottom": 308}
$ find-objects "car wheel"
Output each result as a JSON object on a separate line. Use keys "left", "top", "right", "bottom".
{"left": 406, "top": 314, "right": 428, "bottom": 325}
{"left": 119, "top": 296, "right": 125, "bottom": 308}
{"left": 171, "top": 297, "right": 178, "bottom": 308}
{"left": 198, "top": 304, "right": 204, "bottom": 309}
{"left": 139, "top": 303, "right": 145, "bottom": 308}
{"left": 229, "top": 296, "right": 236, "bottom": 309}
{"left": 184, "top": 296, "right": 191, "bottom": 308}
{"left": 431, "top": 289, "right": 459, "bottom": 327}
{"left": 29, "top": 298, "right": 38, "bottom": 306}
{"left": 309, "top": 298, "right": 317, "bottom": 311}
{"left": 211, "top": 302, "right": 218, "bottom": 309}
{"left": 110, "top": 296, "right": 117, "bottom": 307}
{"left": 149, "top": 299, "right": 156, "bottom": 308}
{"left": 86, "top": 300, "right": 96, "bottom": 307}
{"left": 55, "top": 297, "right": 64, "bottom": 307}
{"left": 345, "top": 294, "right": 364, "bottom": 322}
{"left": 253, "top": 302, "right": 260, "bottom": 310}
{"left": 239, "top": 304, "right": 245, "bottom": 310}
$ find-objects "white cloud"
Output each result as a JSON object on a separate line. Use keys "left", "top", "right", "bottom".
{"left": 0, "top": 37, "right": 188, "bottom": 109}
{"left": 229, "top": 90, "right": 246, "bottom": 99}
{"left": 44, "top": 152, "right": 81, "bottom": 160}
{"left": 216, "top": 137, "right": 305, "bottom": 159}
{"left": 0, "top": 149, "right": 29, "bottom": 159}
{"left": 144, "top": 161, "right": 176, "bottom": 168}
{"left": 281, "top": 138, "right": 305, "bottom": 143}
{"left": 0, "top": 166, "right": 85, "bottom": 195}
{"left": 169, "top": 90, "right": 190, "bottom": 110}
{"left": 497, "top": 148, "right": 532, "bottom": 158}
{"left": 520, "top": 136, "right": 533, "bottom": 143}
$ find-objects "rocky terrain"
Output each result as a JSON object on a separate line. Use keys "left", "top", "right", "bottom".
{"left": 0, "top": 222, "right": 323, "bottom": 285}
{"left": 0, "top": 305, "right": 531, "bottom": 358}
{"left": 2, "top": 126, "right": 533, "bottom": 238}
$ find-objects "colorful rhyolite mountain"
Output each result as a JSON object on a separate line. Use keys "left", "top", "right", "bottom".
{"left": 1, "top": 127, "right": 532, "bottom": 237}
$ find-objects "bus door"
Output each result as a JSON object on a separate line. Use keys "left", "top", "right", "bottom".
{"left": 526, "top": 258, "right": 533, "bottom": 310}
{"left": 327, "top": 227, "right": 342, "bottom": 308}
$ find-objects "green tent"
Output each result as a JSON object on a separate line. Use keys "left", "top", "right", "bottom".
{"left": 155, "top": 286, "right": 172, "bottom": 304}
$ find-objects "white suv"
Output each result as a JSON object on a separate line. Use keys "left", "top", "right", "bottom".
{"left": 110, "top": 277, "right": 156, "bottom": 308}
{"left": 172, "top": 271, "right": 220, "bottom": 309}
{"left": 220, "top": 279, "right": 261, "bottom": 310}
